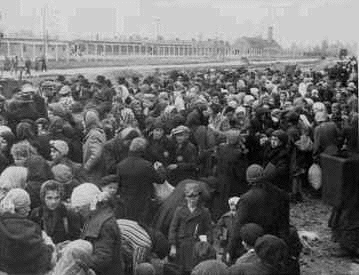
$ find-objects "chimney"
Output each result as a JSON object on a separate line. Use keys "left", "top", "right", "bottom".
{"left": 268, "top": 26, "right": 273, "bottom": 43}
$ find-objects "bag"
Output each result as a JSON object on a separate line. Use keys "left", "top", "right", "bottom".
{"left": 295, "top": 135, "right": 313, "bottom": 152}
{"left": 153, "top": 180, "right": 175, "bottom": 201}
{"left": 308, "top": 164, "right": 322, "bottom": 190}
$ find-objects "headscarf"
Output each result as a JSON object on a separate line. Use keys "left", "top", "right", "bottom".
{"left": 0, "top": 166, "right": 28, "bottom": 190}
{"left": 71, "top": 183, "right": 101, "bottom": 210}
{"left": 53, "top": 240, "right": 94, "bottom": 275}
{"left": 191, "top": 260, "right": 228, "bottom": 275}
{"left": 0, "top": 188, "right": 31, "bottom": 216}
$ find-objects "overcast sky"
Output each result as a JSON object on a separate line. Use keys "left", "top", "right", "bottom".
{"left": 1, "top": 0, "right": 357, "bottom": 47}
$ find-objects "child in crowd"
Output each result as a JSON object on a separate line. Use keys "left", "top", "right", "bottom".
{"left": 216, "top": 196, "right": 240, "bottom": 259}
{"left": 98, "top": 174, "right": 128, "bottom": 219}
{"left": 235, "top": 223, "right": 264, "bottom": 265}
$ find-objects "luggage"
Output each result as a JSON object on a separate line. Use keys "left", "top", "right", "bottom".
{"left": 321, "top": 153, "right": 359, "bottom": 207}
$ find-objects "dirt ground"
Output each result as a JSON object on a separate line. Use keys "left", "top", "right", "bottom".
{"left": 291, "top": 196, "right": 359, "bottom": 275}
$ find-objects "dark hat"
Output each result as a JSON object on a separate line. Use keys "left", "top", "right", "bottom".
{"left": 98, "top": 175, "right": 119, "bottom": 187}
{"left": 271, "top": 129, "right": 288, "bottom": 145}
{"left": 255, "top": 234, "right": 289, "bottom": 269}
{"left": 246, "top": 164, "right": 264, "bottom": 183}
{"left": 240, "top": 223, "right": 264, "bottom": 246}
{"left": 152, "top": 118, "right": 165, "bottom": 130}
{"left": 96, "top": 75, "right": 106, "bottom": 84}
{"left": 285, "top": 111, "right": 299, "bottom": 124}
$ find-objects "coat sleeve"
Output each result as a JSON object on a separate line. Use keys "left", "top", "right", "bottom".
{"left": 168, "top": 207, "right": 181, "bottom": 246}
{"left": 313, "top": 126, "right": 321, "bottom": 160}
{"left": 87, "top": 219, "right": 118, "bottom": 273}
{"left": 84, "top": 134, "right": 104, "bottom": 171}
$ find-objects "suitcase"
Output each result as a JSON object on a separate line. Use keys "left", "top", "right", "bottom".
{"left": 321, "top": 153, "right": 359, "bottom": 207}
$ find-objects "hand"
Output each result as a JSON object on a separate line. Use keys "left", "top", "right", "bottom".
{"left": 167, "top": 164, "right": 178, "bottom": 170}
{"left": 169, "top": 245, "right": 177, "bottom": 258}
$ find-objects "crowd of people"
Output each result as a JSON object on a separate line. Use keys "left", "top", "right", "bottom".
{"left": 0, "top": 56, "right": 357, "bottom": 275}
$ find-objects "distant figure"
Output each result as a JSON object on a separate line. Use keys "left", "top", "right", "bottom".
{"left": 10, "top": 56, "right": 18, "bottom": 76}
{"left": 25, "top": 58, "right": 32, "bottom": 77}
{"left": 41, "top": 56, "right": 47, "bottom": 72}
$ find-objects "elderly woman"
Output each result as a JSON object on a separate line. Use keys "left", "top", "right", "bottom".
{"left": 168, "top": 182, "right": 213, "bottom": 275}
{"left": 71, "top": 183, "right": 123, "bottom": 275}
{"left": 0, "top": 189, "right": 55, "bottom": 275}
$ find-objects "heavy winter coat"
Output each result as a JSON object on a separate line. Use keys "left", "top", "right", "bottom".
{"left": 81, "top": 206, "right": 123, "bottom": 275}
{"left": 228, "top": 181, "right": 290, "bottom": 260}
{"left": 117, "top": 152, "right": 164, "bottom": 225}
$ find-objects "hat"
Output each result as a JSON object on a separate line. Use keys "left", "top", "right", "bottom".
{"left": 255, "top": 235, "right": 289, "bottom": 270}
{"left": 246, "top": 164, "right": 264, "bottom": 183}
{"left": 240, "top": 223, "right": 264, "bottom": 246}
{"left": 71, "top": 183, "right": 101, "bottom": 208}
{"left": 271, "top": 129, "right": 288, "bottom": 145}
{"left": 171, "top": 125, "right": 190, "bottom": 136}
{"left": 50, "top": 140, "right": 69, "bottom": 156}
{"left": 51, "top": 164, "right": 73, "bottom": 183}
{"left": 286, "top": 111, "right": 299, "bottom": 124}
{"left": 129, "top": 137, "right": 147, "bottom": 152}
{"left": 315, "top": 111, "right": 328, "bottom": 123}
{"left": 228, "top": 196, "right": 240, "bottom": 206}
{"left": 59, "top": 85, "right": 71, "bottom": 95}
{"left": 98, "top": 175, "right": 119, "bottom": 187}
{"left": 184, "top": 182, "right": 201, "bottom": 197}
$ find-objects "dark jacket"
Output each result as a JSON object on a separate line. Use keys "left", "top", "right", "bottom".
{"left": 103, "top": 137, "right": 130, "bottom": 175}
{"left": 262, "top": 145, "right": 290, "bottom": 192}
{"left": 0, "top": 212, "right": 53, "bottom": 274}
{"left": 228, "top": 182, "right": 290, "bottom": 260}
{"left": 117, "top": 152, "right": 164, "bottom": 225}
{"left": 167, "top": 140, "right": 198, "bottom": 186}
{"left": 81, "top": 206, "right": 123, "bottom": 275}
{"left": 30, "top": 203, "right": 82, "bottom": 244}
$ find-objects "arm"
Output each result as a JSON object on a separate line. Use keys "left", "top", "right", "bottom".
{"left": 84, "top": 134, "right": 104, "bottom": 171}
{"left": 168, "top": 207, "right": 181, "bottom": 246}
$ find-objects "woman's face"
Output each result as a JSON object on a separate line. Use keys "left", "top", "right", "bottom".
{"left": 44, "top": 190, "right": 61, "bottom": 211}
{"left": 152, "top": 128, "right": 164, "bottom": 140}
{"left": 12, "top": 155, "right": 27, "bottom": 166}
{"left": 0, "top": 136, "right": 8, "bottom": 152}
{"left": 50, "top": 148, "right": 62, "bottom": 161}
{"left": 185, "top": 193, "right": 199, "bottom": 208}
{"left": 175, "top": 133, "right": 187, "bottom": 144}
{"left": 270, "top": 136, "right": 281, "bottom": 149}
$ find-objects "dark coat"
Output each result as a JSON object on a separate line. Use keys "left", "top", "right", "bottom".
{"left": 228, "top": 260, "right": 274, "bottom": 275}
{"left": 262, "top": 145, "right": 291, "bottom": 192}
{"left": 168, "top": 204, "right": 213, "bottom": 272}
{"left": 103, "top": 137, "right": 129, "bottom": 175}
{"left": 313, "top": 121, "right": 340, "bottom": 159}
{"left": 146, "top": 136, "right": 175, "bottom": 166}
{"left": 116, "top": 152, "right": 164, "bottom": 225}
{"left": 228, "top": 182, "right": 290, "bottom": 260}
{"left": 81, "top": 206, "right": 123, "bottom": 275}
{"left": 30, "top": 203, "right": 82, "bottom": 244}
{"left": 0, "top": 212, "right": 53, "bottom": 274}
{"left": 167, "top": 140, "right": 198, "bottom": 186}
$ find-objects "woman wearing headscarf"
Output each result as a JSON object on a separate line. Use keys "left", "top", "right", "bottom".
{"left": 71, "top": 183, "right": 123, "bottom": 275}
{"left": 30, "top": 180, "right": 82, "bottom": 244}
{"left": 168, "top": 182, "right": 213, "bottom": 275}
{"left": 24, "top": 155, "right": 54, "bottom": 209}
{"left": 0, "top": 189, "right": 55, "bottom": 275}
{"left": 0, "top": 166, "right": 28, "bottom": 196}
{"left": 82, "top": 110, "right": 106, "bottom": 182}
{"left": 53, "top": 240, "right": 96, "bottom": 275}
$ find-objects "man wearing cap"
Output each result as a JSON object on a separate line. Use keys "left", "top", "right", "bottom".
{"left": 227, "top": 164, "right": 290, "bottom": 263}
{"left": 167, "top": 125, "right": 198, "bottom": 186}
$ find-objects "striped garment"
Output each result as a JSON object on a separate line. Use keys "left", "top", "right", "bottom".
{"left": 116, "top": 219, "right": 152, "bottom": 274}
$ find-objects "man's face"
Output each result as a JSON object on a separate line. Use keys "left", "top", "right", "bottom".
{"left": 270, "top": 136, "right": 281, "bottom": 148}
{"left": 153, "top": 128, "right": 164, "bottom": 140}
{"left": 44, "top": 190, "right": 61, "bottom": 210}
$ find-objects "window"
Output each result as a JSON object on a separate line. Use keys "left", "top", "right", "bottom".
{"left": 23, "top": 45, "right": 27, "bottom": 52}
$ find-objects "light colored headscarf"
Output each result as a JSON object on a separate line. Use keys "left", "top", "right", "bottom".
{"left": 0, "top": 188, "right": 31, "bottom": 216}
{"left": 53, "top": 240, "right": 94, "bottom": 275}
{"left": 0, "top": 166, "right": 28, "bottom": 190}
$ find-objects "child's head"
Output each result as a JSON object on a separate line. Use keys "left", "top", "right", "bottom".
{"left": 99, "top": 175, "right": 119, "bottom": 197}
{"left": 228, "top": 196, "right": 240, "bottom": 211}
{"left": 240, "top": 223, "right": 264, "bottom": 250}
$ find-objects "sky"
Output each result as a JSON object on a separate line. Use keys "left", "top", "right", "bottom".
{"left": 0, "top": 0, "right": 357, "bottom": 48}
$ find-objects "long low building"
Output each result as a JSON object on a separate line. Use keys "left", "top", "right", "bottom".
{"left": 0, "top": 36, "right": 294, "bottom": 61}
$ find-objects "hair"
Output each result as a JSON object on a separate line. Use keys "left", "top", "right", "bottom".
{"left": 40, "top": 180, "right": 64, "bottom": 203}
{"left": 16, "top": 121, "right": 36, "bottom": 141}
{"left": 0, "top": 166, "right": 28, "bottom": 190}
{"left": 129, "top": 137, "right": 148, "bottom": 152}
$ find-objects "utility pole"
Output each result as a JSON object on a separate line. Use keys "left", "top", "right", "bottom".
{"left": 42, "top": 4, "right": 48, "bottom": 62}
